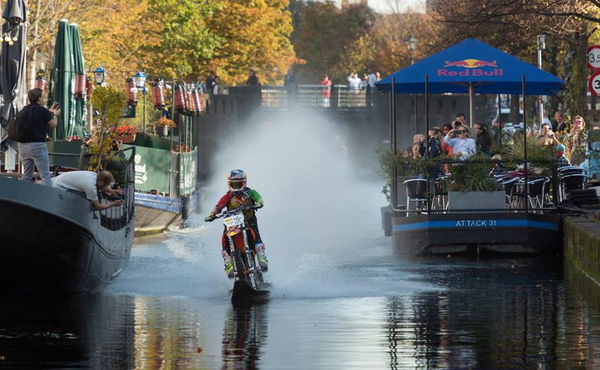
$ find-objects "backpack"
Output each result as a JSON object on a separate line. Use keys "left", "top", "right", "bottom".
{"left": 7, "top": 105, "right": 32, "bottom": 142}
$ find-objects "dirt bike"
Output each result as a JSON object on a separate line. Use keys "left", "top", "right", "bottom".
{"left": 205, "top": 205, "right": 270, "bottom": 304}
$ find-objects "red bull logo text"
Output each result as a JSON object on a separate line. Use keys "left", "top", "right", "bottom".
{"left": 438, "top": 59, "right": 503, "bottom": 77}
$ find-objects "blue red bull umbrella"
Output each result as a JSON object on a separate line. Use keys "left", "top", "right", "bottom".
{"left": 376, "top": 38, "right": 564, "bottom": 96}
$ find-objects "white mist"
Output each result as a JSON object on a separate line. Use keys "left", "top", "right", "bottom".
{"left": 199, "top": 109, "right": 421, "bottom": 298}
{"left": 112, "top": 109, "right": 432, "bottom": 298}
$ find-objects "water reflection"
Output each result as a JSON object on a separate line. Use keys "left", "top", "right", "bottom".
{"left": 0, "top": 294, "right": 136, "bottom": 369}
{"left": 3, "top": 259, "right": 600, "bottom": 368}
{"left": 385, "top": 258, "right": 600, "bottom": 368}
{"left": 222, "top": 303, "right": 268, "bottom": 369}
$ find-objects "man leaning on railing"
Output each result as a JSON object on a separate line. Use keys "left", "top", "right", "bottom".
{"left": 52, "top": 170, "right": 123, "bottom": 210}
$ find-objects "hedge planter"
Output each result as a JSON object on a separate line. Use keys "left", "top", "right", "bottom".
{"left": 448, "top": 191, "right": 506, "bottom": 210}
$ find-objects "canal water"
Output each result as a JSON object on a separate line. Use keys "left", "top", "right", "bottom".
{"left": 2, "top": 115, "right": 600, "bottom": 368}
{"left": 2, "top": 199, "right": 600, "bottom": 369}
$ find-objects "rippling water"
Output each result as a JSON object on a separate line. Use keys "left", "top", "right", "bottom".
{"left": 1, "top": 233, "right": 600, "bottom": 369}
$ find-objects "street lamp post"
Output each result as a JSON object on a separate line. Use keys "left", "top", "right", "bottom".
{"left": 405, "top": 35, "right": 418, "bottom": 65}
{"left": 94, "top": 67, "right": 106, "bottom": 86}
{"left": 405, "top": 35, "right": 418, "bottom": 133}
{"left": 90, "top": 67, "right": 106, "bottom": 130}
{"left": 133, "top": 71, "right": 147, "bottom": 134}
{"left": 537, "top": 35, "right": 546, "bottom": 128}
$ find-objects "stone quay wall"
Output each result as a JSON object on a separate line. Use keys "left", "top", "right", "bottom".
{"left": 563, "top": 217, "right": 600, "bottom": 285}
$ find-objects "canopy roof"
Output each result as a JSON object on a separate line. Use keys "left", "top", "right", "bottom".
{"left": 376, "top": 38, "right": 564, "bottom": 95}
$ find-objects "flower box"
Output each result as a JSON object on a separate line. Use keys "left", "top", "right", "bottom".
{"left": 115, "top": 133, "right": 136, "bottom": 143}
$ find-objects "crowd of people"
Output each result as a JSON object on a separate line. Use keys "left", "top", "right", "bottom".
{"left": 196, "top": 69, "right": 382, "bottom": 108}
{"left": 534, "top": 112, "right": 591, "bottom": 168}
{"left": 405, "top": 113, "right": 490, "bottom": 162}
{"left": 346, "top": 71, "right": 381, "bottom": 107}
{"left": 403, "top": 111, "right": 597, "bottom": 175}
{"left": 314, "top": 71, "right": 382, "bottom": 107}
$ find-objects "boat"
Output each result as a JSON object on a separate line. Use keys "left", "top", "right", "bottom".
{"left": 0, "top": 147, "right": 135, "bottom": 294}
{"left": 45, "top": 108, "right": 199, "bottom": 238}
{"left": 390, "top": 207, "right": 560, "bottom": 256}
{"left": 376, "top": 38, "right": 566, "bottom": 256}
{"left": 131, "top": 131, "right": 197, "bottom": 236}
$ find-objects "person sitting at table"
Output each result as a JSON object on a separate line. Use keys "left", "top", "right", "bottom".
{"left": 556, "top": 144, "right": 571, "bottom": 168}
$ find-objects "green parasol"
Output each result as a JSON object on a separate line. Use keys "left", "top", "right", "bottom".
{"left": 48, "top": 19, "right": 74, "bottom": 139}
{"left": 70, "top": 23, "right": 86, "bottom": 137}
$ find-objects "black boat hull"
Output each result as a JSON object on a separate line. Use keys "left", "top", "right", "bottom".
{"left": 0, "top": 176, "right": 133, "bottom": 294}
{"left": 392, "top": 212, "right": 560, "bottom": 256}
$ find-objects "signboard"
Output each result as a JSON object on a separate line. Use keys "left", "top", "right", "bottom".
{"left": 178, "top": 149, "right": 197, "bottom": 196}
{"left": 588, "top": 45, "right": 600, "bottom": 70}
{"left": 589, "top": 71, "right": 600, "bottom": 96}
{"left": 132, "top": 145, "right": 172, "bottom": 193}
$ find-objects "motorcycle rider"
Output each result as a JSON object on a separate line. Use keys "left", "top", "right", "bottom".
{"left": 205, "top": 169, "right": 268, "bottom": 278}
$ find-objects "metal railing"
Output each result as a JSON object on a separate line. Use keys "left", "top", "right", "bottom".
{"left": 99, "top": 147, "right": 136, "bottom": 231}
{"left": 392, "top": 158, "right": 563, "bottom": 215}
{"left": 260, "top": 85, "right": 373, "bottom": 109}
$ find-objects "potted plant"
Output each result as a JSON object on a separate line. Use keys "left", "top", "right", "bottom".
{"left": 114, "top": 125, "right": 137, "bottom": 143}
{"left": 500, "top": 133, "right": 555, "bottom": 174}
{"left": 446, "top": 152, "right": 505, "bottom": 210}
{"left": 155, "top": 117, "right": 176, "bottom": 137}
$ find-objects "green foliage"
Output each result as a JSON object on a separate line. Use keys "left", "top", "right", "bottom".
{"left": 500, "top": 133, "right": 556, "bottom": 173}
{"left": 91, "top": 87, "right": 127, "bottom": 125}
{"left": 144, "top": 0, "right": 223, "bottom": 80}
{"left": 379, "top": 149, "right": 501, "bottom": 195}
{"left": 378, "top": 150, "right": 440, "bottom": 181}
{"left": 446, "top": 153, "right": 499, "bottom": 192}
{"left": 503, "top": 134, "right": 555, "bottom": 161}
{"left": 293, "top": 2, "right": 375, "bottom": 82}
{"left": 206, "top": 0, "right": 297, "bottom": 84}
{"left": 378, "top": 149, "right": 448, "bottom": 200}
{"left": 86, "top": 86, "right": 127, "bottom": 171}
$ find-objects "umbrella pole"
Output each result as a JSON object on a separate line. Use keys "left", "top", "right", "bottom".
{"left": 413, "top": 93, "right": 418, "bottom": 134}
{"left": 391, "top": 77, "right": 397, "bottom": 210}
{"left": 425, "top": 75, "right": 430, "bottom": 214}
{"left": 497, "top": 94, "right": 502, "bottom": 148}
{"left": 522, "top": 75, "right": 528, "bottom": 214}
{"left": 468, "top": 82, "right": 474, "bottom": 127}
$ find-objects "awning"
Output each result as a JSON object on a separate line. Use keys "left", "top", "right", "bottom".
{"left": 376, "top": 38, "right": 564, "bottom": 96}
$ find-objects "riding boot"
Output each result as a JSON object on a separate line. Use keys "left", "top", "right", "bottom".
{"left": 255, "top": 242, "right": 268, "bottom": 271}
{"left": 222, "top": 250, "right": 234, "bottom": 279}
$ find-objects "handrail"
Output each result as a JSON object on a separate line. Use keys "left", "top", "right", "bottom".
{"left": 397, "top": 207, "right": 559, "bottom": 214}
{"left": 48, "top": 152, "right": 80, "bottom": 158}
{"left": 99, "top": 146, "right": 136, "bottom": 231}
{"left": 392, "top": 156, "right": 569, "bottom": 215}
{"left": 398, "top": 158, "right": 560, "bottom": 165}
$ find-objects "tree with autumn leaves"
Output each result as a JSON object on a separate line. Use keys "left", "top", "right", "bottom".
{"left": 28, "top": 0, "right": 297, "bottom": 86}
{"left": 27, "top": 0, "right": 600, "bottom": 121}
{"left": 428, "top": 0, "right": 600, "bottom": 121}
{"left": 291, "top": 0, "right": 599, "bottom": 121}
